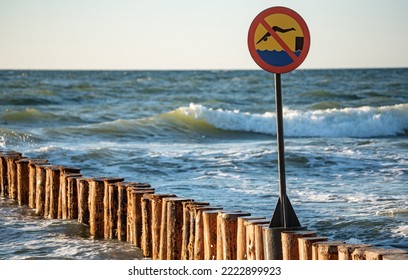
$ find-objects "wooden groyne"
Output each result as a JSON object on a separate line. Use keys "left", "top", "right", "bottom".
{"left": 1, "top": 150, "right": 407, "bottom": 260}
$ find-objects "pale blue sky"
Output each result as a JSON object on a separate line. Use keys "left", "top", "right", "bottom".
{"left": 1, "top": 0, "right": 407, "bottom": 70}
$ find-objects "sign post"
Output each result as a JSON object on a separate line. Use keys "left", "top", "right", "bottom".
{"left": 248, "top": 6, "right": 310, "bottom": 228}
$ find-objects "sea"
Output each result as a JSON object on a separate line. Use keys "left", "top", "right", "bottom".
{"left": 0, "top": 68, "right": 407, "bottom": 260}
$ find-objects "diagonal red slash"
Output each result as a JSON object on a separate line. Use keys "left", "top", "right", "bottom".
{"left": 260, "top": 19, "right": 298, "bottom": 62}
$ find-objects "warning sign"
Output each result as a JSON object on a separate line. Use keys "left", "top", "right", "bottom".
{"left": 248, "top": 6, "right": 310, "bottom": 74}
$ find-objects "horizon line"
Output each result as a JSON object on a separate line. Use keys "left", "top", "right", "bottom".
{"left": 0, "top": 66, "right": 407, "bottom": 72}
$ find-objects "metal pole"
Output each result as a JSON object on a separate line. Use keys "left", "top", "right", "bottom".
{"left": 274, "top": 73, "right": 287, "bottom": 201}
{"left": 269, "top": 73, "right": 301, "bottom": 228}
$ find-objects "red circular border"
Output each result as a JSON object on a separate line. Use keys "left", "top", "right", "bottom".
{"left": 248, "top": 6, "right": 310, "bottom": 74}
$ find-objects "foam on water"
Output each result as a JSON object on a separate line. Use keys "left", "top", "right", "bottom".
{"left": 0, "top": 135, "right": 5, "bottom": 148}
{"left": 376, "top": 207, "right": 408, "bottom": 217}
{"left": 391, "top": 225, "right": 408, "bottom": 238}
{"left": 174, "top": 103, "right": 408, "bottom": 138}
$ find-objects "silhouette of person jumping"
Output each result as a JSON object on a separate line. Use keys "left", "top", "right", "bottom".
{"left": 256, "top": 26, "right": 296, "bottom": 44}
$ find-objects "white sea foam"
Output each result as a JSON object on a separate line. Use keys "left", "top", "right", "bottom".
{"left": 295, "top": 189, "right": 340, "bottom": 202}
{"left": 376, "top": 207, "right": 408, "bottom": 216}
{"left": 391, "top": 225, "right": 408, "bottom": 237}
{"left": 178, "top": 103, "right": 408, "bottom": 138}
{"left": 0, "top": 136, "right": 5, "bottom": 148}
{"left": 345, "top": 237, "right": 364, "bottom": 244}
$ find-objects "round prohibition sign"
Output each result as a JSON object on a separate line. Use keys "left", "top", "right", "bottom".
{"left": 248, "top": 6, "right": 310, "bottom": 74}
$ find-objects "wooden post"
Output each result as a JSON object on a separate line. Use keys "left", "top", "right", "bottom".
{"left": 245, "top": 219, "right": 270, "bottom": 260}
{"left": 181, "top": 201, "right": 194, "bottom": 260}
{"left": 67, "top": 175, "right": 82, "bottom": 219}
{"left": 105, "top": 183, "right": 119, "bottom": 239}
{"left": 35, "top": 164, "right": 49, "bottom": 216}
{"left": 236, "top": 216, "right": 265, "bottom": 260}
{"left": 145, "top": 193, "right": 177, "bottom": 260}
{"left": 203, "top": 210, "right": 222, "bottom": 260}
{"left": 193, "top": 206, "right": 223, "bottom": 260}
{"left": 126, "top": 187, "right": 135, "bottom": 243}
{"left": 60, "top": 173, "right": 81, "bottom": 219}
{"left": 102, "top": 177, "right": 124, "bottom": 239}
{"left": 217, "top": 211, "right": 251, "bottom": 260}
{"left": 338, "top": 244, "right": 372, "bottom": 260}
{"left": 382, "top": 253, "right": 408, "bottom": 260}
{"left": 6, "top": 153, "right": 22, "bottom": 199}
{"left": 59, "top": 167, "right": 81, "bottom": 219}
{"left": 181, "top": 202, "right": 210, "bottom": 260}
{"left": 166, "top": 197, "right": 193, "bottom": 260}
{"left": 281, "top": 230, "right": 317, "bottom": 260}
{"left": 140, "top": 190, "right": 159, "bottom": 258}
{"left": 263, "top": 227, "right": 303, "bottom": 260}
{"left": 45, "top": 166, "right": 61, "bottom": 219}
{"left": 117, "top": 182, "right": 131, "bottom": 241}
{"left": 298, "top": 236, "right": 328, "bottom": 260}
{"left": 141, "top": 194, "right": 152, "bottom": 257}
{"left": 159, "top": 196, "right": 176, "bottom": 260}
{"left": 88, "top": 178, "right": 106, "bottom": 238}
{"left": 313, "top": 241, "right": 344, "bottom": 260}
{"left": 126, "top": 185, "right": 153, "bottom": 244}
{"left": 255, "top": 224, "right": 270, "bottom": 260}
{"left": 187, "top": 203, "right": 213, "bottom": 260}
{"left": 1, "top": 152, "right": 22, "bottom": 198}
{"left": 364, "top": 247, "right": 408, "bottom": 260}
{"left": 0, "top": 151, "right": 13, "bottom": 197}
{"left": 351, "top": 247, "right": 370, "bottom": 260}
{"left": 28, "top": 160, "right": 36, "bottom": 208}
{"left": 77, "top": 177, "right": 90, "bottom": 225}
{"left": 28, "top": 159, "right": 48, "bottom": 208}
{"left": 0, "top": 151, "right": 8, "bottom": 197}
{"left": 130, "top": 188, "right": 154, "bottom": 248}
{"left": 16, "top": 158, "right": 30, "bottom": 206}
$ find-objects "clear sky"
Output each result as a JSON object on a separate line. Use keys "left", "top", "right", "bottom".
{"left": 1, "top": 0, "right": 407, "bottom": 70}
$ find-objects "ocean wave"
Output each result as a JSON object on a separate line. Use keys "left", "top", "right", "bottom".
{"left": 39, "top": 103, "right": 408, "bottom": 140}
{"left": 171, "top": 103, "right": 408, "bottom": 138}
{"left": 0, "top": 108, "right": 82, "bottom": 124}
{"left": 0, "top": 95, "right": 56, "bottom": 106}
{"left": 1, "top": 108, "right": 55, "bottom": 123}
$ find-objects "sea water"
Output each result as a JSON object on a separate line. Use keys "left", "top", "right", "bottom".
{"left": 0, "top": 69, "right": 407, "bottom": 259}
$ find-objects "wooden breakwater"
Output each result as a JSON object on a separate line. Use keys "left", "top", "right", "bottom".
{"left": 1, "top": 150, "right": 407, "bottom": 260}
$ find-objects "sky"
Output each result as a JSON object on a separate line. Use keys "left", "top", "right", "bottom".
{"left": 1, "top": 0, "right": 407, "bottom": 70}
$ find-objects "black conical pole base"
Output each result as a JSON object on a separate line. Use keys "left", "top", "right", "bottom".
{"left": 269, "top": 194, "right": 301, "bottom": 228}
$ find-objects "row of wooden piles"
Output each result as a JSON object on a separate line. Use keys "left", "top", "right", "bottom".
{"left": 1, "top": 150, "right": 407, "bottom": 260}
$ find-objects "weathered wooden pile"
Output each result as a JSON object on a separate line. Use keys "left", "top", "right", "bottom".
{"left": 1, "top": 150, "right": 407, "bottom": 260}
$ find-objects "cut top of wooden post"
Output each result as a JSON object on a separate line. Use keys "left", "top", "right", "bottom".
{"left": 382, "top": 253, "right": 408, "bottom": 260}
{"left": 364, "top": 247, "right": 408, "bottom": 260}
{"left": 117, "top": 182, "right": 151, "bottom": 188}
{"left": 102, "top": 177, "right": 124, "bottom": 184}
{"left": 1, "top": 152, "right": 22, "bottom": 158}
{"left": 17, "top": 158, "right": 30, "bottom": 164}
{"left": 59, "top": 166, "right": 81, "bottom": 174}
{"left": 337, "top": 244, "right": 373, "bottom": 260}
{"left": 219, "top": 211, "right": 251, "bottom": 220}
{"left": 313, "top": 241, "right": 345, "bottom": 260}
{"left": 29, "top": 159, "right": 49, "bottom": 166}
{"left": 45, "top": 165, "right": 62, "bottom": 171}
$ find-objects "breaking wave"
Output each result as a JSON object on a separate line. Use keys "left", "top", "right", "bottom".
{"left": 33, "top": 103, "right": 408, "bottom": 140}
{"left": 168, "top": 103, "right": 408, "bottom": 138}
